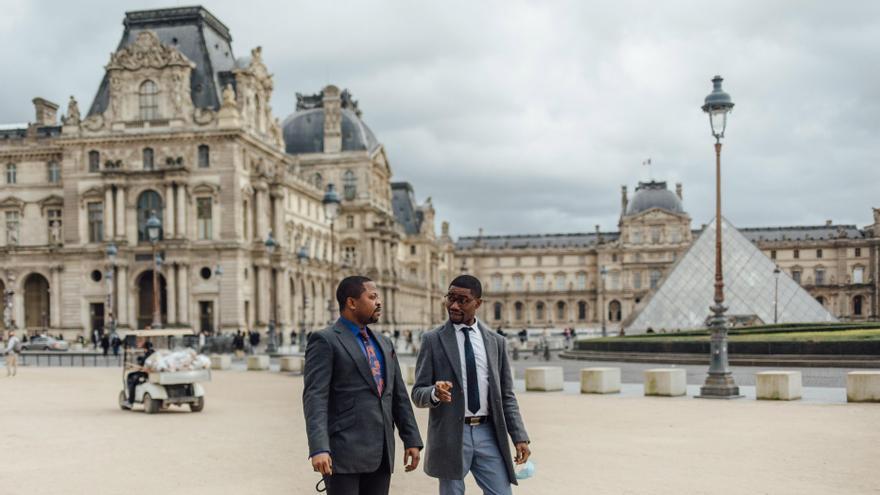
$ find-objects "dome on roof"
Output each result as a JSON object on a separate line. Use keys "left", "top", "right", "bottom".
{"left": 626, "top": 181, "right": 684, "bottom": 215}
{"left": 281, "top": 87, "right": 380, "bottom": 155}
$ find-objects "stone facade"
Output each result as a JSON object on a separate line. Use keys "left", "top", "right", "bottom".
{"left": 0, "top": 7, "right": 452, "bottom": 340}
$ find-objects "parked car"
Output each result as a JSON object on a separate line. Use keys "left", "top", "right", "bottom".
{"left": 22, "top": 335, "right": 70, "bottom": 351}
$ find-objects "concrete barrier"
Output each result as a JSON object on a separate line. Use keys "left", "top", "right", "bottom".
{"left": 280, "top": 356, "right": 304, "bottom": 372}
{"left": 247, "top": 355, "right": 270, "bottom": 371}
{"left": 847, "top": 371, "right": 880, "bottom": 403}
{"left": 756, "top": 371, "right": 802, "bottom": 400}
{"left": 401, "top": 363, "right": 416, "bottom": 385}
{"left": 580, "top": 367, "right": 621, "bottom": 394}
{"left": 525, "top": 367, "right": 564, "bottom": 391}
{"left": 644, "top": 368, "right": 686, "bottom": 397}
{"left": 210, "top": 354, "right": 231, "bottom": 370}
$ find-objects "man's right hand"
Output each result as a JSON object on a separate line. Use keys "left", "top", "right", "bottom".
{"left": 434, "top": 381, "right": 453, "bottom": 403}
{"left": 311, "top": 453, "right": 333, "bottom": 476}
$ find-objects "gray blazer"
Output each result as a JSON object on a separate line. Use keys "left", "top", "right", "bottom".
{"left": 411, "top": 320, "right": 529, "bottom": 484}
{"left": 303, "top": 321, "right": 423, "bottom": 474}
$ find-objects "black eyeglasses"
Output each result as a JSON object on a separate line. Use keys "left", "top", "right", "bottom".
{"left": 445, "top": 294, "right": 475, "bottom": 306}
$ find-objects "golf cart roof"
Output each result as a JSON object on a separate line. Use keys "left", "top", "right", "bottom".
{"left": 119, "top": 329, "right": 196, "bottom": 338}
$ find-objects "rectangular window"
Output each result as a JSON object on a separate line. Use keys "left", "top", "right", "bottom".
{"left": 612, "top": 253, "right": 618, "bottom": 262}
{"left": 513, "top": 275, "right": 523, "bottom": 291}
{"left": 536, "top": 256, "right": 542, "bottom": 266}
{"left": 631, "top": 231, "right": 641, "bottom": 244}
{"left": 792, "top": 270, "right": 802, "bottom": 284}
{"left": 346, "top": 215, "right": 354, "bottom": 229}
{"left": 198, "top": 145, "right": 210, "bottom": 168}
{"left": 535, "top": 275, "right": 544, "bottom": 291}
{"left": 555, "top": 274, "right": 565, "bottom": 291}
{"left": 649, "top": 270, "right": 661, "bottom": 289}
{"left": 557, "top": 255, "right": 564, "bottom": 265}
{"left": 410, "top": 245, "right": 417, "bottom": 255}
{"left": 492, "top": 275, "right": 502, "bottom": 292}
{"left": 5, "top": 164, "right": 16, "bottom": 184}
{"left": 197, "top": 197, "right": 212, "bottom": 240}
{"left": 577, "top": 273, "right": 586, "bottom": 290}
{"left": 793, "top": 249, "right": 800, "bottom": 259}
{"left": 671, "top": 228, "right": 681, "bottom": 243}
{"left": 633, "top": 271, "right": 642, "bottom": 289}
{"left": 5, "top": 211, "right": 20, "bottom": 245}
{"left": 853, "top": 267, "right": 864, "bottom": 284}
{"left": 343, "top": 246, "right": 357, "bottom": 266}
{"left": 47, "top": 208, "right": 62, "bottom": 244}
{"left": 47, "top": 161, "right": 61, "bottom": 183}
{"left": 815, "top": 269, "right": 825, "bottom": 285}
{"left": 770, "top": 250, "right": 777, "bottom": 260}
{"left": 651, "top": 227, "right": 661, "bottom": 244}
{"left": 610, "top": 272, "right": 620, "bottom": 290}
{"left": 89, "top": 151, "right": 100, "bottom": 172}
{"left": 88, "top": 202, "right": 104, "bottom": 243}
{"left": 816, "top": 249, "right": 823, "bottom": 259}
{"left": 855, "top": 248, "right": 862, "bottom": 257}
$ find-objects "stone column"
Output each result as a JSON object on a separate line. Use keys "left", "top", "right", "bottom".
{"left": 166, "top": 263, "right": 177, "bottom": 325}
{"left": 116, "top": 265, "right": 128, "bottom": 326}
{"left": 255, "top": 188, "right": 268, "bottom": 240}
{"left": 177, "top": 264, "right": 189, "bottom": 325}
{"left": 278, "top": 269, "right": 290, "bottom": 343}
{"left": 51, "top": 266, "right": 61, "bottom": 328}
{"left": 256, "top": 265, "right": 269, "bottom": 326}
{"left": 164, "top": 184, "right": 175, "bottom": 238}
{"left": 115, "top": 187, "right": 125, "bottom": 240}
{"left": 176, "top": 185, "right": 187, "bottom": 239}
{"left": 272, "top": 193, "right": 283, "bottom": 242}
{"left": 104, "top": 188, "right": 115, "bottom": 240}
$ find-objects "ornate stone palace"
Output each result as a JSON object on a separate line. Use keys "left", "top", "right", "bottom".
{"left": 457, "top": 181, "right": 879, "bottom": 330}
{"left": 0, "top": 7, "right": 877, "bottom": 339}
{"left": 0, "top": 7, "right": 454, "bottom": 340}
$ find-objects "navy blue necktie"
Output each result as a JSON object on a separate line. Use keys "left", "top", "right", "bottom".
{"left": 462, "top": 327, "right": 480, "bottom": 414}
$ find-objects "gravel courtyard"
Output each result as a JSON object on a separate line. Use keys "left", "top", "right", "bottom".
{"left": 1, "top": 367, "right": 876, "bottom": 495}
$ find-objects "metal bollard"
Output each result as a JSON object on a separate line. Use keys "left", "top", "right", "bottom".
{"left": 512, "top": 346, "right": 519, "bottom": 361}
{"left": 543, "top": 345, "right": 551, "bottom": 361}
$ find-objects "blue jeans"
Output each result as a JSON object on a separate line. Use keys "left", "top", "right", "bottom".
{"left": 439, "top": 423, "right": 512, "bottom": 495}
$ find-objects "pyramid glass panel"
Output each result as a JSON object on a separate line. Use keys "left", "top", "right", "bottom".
{"left": 627, "top": 218, "right": 836, "bottom": 333}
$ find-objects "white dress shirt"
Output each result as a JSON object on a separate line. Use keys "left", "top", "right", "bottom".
{"left": 454, "top": 319, "right": 490, "bottom": 417}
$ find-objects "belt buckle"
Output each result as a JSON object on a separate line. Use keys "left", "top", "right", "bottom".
{"left": 465, "top": 416, "right": 482, "bottom": 426}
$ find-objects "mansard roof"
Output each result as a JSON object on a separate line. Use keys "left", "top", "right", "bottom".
{"left": 88, "top": 6, "right": 236, "bottom": 116}
{"left": 456, "top": 232, "right": 620, "bottom": 250}
{"left": 391, "top": 182, "right": 423, "bottom": 235}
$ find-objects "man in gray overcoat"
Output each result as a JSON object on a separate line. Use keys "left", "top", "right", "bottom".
{"left": 412, "top": 275, "right": 531, "bottom": 495}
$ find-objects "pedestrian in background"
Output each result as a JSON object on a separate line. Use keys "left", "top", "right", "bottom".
{"left": 101, "top": 333, "right": 110, "bottom": 356}
{"left": 4, "top": 330, "right": 21, "bottom": 377}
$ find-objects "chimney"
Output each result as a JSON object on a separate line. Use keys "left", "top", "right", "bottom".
{"left": 826, "top": 219, "right": 832, "bottom": 226}
{"left": 32, "top": 97, "right": 59, "bottom": 126}
{"left": 441, "top": 221, "right": 450, "bottom": 237}
{"left": 322, "top": 85, "right": 342, "bottom": 153}
{"left": 621, "top": 186, "right": 628, "bottom": 215}
{"left": 675, "top": 182, "right": 683, "bottom": 200}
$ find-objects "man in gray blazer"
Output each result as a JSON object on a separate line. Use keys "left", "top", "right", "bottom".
{"left": 303, "top": 276, "right": 423, "bottom": 495}
{"left": 412, "top": 275, "right": 530, "bottom": 495}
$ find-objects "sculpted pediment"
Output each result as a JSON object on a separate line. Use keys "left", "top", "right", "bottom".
{"left": 0, "top": 196, "right": 25, "bottom": 211}
{"left": 107, "top": 31, "right": 195, "bottom": 71}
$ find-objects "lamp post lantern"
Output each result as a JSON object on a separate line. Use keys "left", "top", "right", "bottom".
{"left": 599, "top": 265, "right": 607, "bottom": 337}
{"left": 265, "top": 231, "right": 279, "bottom": 353}
{"left": 697, "top": 75, "right": 742, "bottom": 399}
{"left": 146, "top": 212, "right": 162, "bottom": 329}
{"left": 773, "top": 266, "right": 781, "bottom": 324}
{"left": 106, "top": 243, "right": 118, "bottom": 335}
{"left": 322, "top": 183, "right": 341, "bottom": 324}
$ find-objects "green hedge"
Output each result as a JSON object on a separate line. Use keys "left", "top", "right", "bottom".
{"left": 623, "top": 322, "right": 880, "bottom": 340}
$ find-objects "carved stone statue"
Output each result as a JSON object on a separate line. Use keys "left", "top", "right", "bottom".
{"left": 64, "top": 96, "right": 81, "bottom": 125}
{"left": 171, "top": 72, "right": 184, "bottom": 115}
{"left": 222, "top": 84, "right": 236, "bottom": 107}
{"left": 109, "top": 74, "right": 122, "bottom": 117}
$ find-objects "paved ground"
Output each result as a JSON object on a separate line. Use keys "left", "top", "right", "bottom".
{"left": 1, "top": 366, "right": 877, "bottom": 495}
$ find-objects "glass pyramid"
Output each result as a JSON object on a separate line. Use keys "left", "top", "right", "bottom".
{"left": 627, "top": 217, "right": 836, "bottom": 333}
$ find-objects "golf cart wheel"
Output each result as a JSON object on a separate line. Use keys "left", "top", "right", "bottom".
{"left": 189, "top": 396, "right": 205, "bottom": 413}
{"left": 143, "top": 393, "right": 161, "bottom": 414}
{"left": 118, "top": 391, "right": 131, "bottom": 410}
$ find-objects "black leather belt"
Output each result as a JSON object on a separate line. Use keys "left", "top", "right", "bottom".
{"left": 464, "top": 416, "right": 488, "bottom": 426}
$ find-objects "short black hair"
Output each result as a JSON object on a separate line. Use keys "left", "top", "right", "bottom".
{"left": 336, "top": 276, "right": 373, "bottom": 311}
{"left": 449, "top": 275, "right": 482, "bottom": 298}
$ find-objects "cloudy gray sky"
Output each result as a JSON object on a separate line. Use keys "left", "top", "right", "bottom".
{"left": 2, "top": 1, "right": 878, "bottom": 237}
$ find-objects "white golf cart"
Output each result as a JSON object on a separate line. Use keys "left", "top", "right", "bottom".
{"left": 118, "top": 329, "right": 211, "bottom": 414}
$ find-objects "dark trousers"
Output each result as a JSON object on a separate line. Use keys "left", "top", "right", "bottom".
{"left": 127, "top": 372, "right": 147, "bottom": 403}
{"left": 325, "top": 444, "right": 391, "bottom": 495}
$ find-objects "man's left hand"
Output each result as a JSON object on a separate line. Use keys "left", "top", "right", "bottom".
{"left": 403, "top": 447, "right": 421, "bottom": 472}
{"left": 514, "top": 442, "right": 531, "bottom": 465}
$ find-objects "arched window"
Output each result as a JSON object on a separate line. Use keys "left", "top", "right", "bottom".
{"left": 608, "top": 300, "right": 622, "bottom": 322}
{"left": 343, "top": 170, "right": 357, "bottom": 200}
{"left": 535, "top": 302, "right": 545, "bottom": 320}
{"left": 493, "top": 302, "right": 503, "bottom": 321}
{"left": 139, "top": 80, "right": 159, "bottom": 120}
{"left": 556, "top": 301, "right": 566, "bottom": 320}
{"left": 514, "top": 301, "right": 523, "bottom": 321}
{"left": 89, "top": 150, "right": 100, "bottom": 172}
{"left": 143, "top": 148, "right": 154, "bottom": 171}
{"left": 198, "top": 145, "right": 210, "bottom": 168}
{"left": 313, "top": 173, "right": 323, "bottom": 190}
{"left": 577, "top": 301, "right": 588, "bottom": 320}
{"left": 853, "top": 295, "right": 864, "bottom": 316}
{"left": 137, "top": 190, "right": 163, "bottom": 242}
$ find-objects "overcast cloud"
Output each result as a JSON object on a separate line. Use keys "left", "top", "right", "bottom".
{"left": 2, "top": 0, "right": 878, "bottom": 237}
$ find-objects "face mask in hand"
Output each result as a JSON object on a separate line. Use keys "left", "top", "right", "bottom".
{"left": 515, "top": 460, "right": 535, "bottom": 480}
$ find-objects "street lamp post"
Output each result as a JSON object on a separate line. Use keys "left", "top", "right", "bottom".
{"left": 265, "top": 231, "right": 278, "bottom": 353}
{"left": 322, "top": 183, "right": 341, "bottom": 325}
{"left": 214, "top": 263, "right": 223, "bottom": 335}
{"left": 599, "top": 265, "right": 607, "bottom": 337}
{"left": 697, "top": 75, "right": 742, "bottom": 399}
{"left": 773, "top": 266, "right": 781, "bottom": 324}
{"left": 146, "top": 212, "right": 162, "bottom": 329}
{"left": 106, "top": 243, "right": 118, "bottom": 336}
